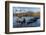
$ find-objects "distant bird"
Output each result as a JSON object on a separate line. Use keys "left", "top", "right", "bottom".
{"left": 22, "top": 18, "right": 26, "bottom": 23}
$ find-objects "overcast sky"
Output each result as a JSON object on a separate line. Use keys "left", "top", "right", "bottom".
{"left": 13, "top": 7, "right": 40, "bottom": 13}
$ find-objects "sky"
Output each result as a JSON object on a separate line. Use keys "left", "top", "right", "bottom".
{"left": 13, "top": 7, "right": 40, "bottom": 13}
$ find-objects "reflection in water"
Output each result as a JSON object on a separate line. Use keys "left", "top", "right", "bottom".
{"left": 13, "top": 16, "right": 40, "bottom": 28}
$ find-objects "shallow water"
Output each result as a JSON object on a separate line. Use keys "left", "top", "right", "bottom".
{"left": 13, "top": 16, "right": 40, "bottom": 28}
